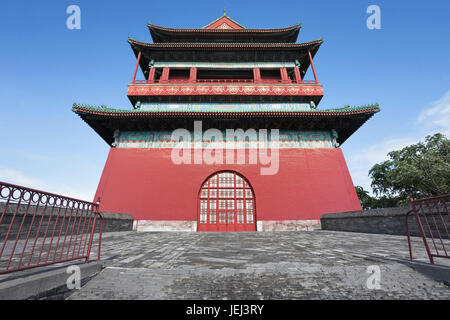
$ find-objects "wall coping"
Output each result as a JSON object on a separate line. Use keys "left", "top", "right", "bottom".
{"left": 100, "top": 212, "right": 133, "bottom": 220}
{"left": 0, "top": 203, "right": 133, "bottom": 221}
{"left": 321, "top": 206, "right": 411, "bottom": 219}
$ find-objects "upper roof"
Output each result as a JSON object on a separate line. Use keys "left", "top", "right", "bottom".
{"left": 129, "top": 37, "right": 322, "bottom": 50}
{"left": 73, "top": 103, "right": 380, "bottom": 146}
{"left": 148, "top": 13, "right": 301, "bottom": 43}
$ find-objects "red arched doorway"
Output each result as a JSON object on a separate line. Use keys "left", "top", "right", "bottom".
{"left": 198, "top": 171, "right": 256, "bottom": 232}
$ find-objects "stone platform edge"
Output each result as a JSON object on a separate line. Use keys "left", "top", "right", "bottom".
{"left": 135, "top": 219, "right": 321, "bottom": 232}
{"left": 0, "top": 261, "right": 103, "bottom": 300}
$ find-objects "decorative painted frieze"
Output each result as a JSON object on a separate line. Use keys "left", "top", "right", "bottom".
{"left": 115, "top": 130, "right": 335, "bottom": 149}
{"left": 138, "top": 102, "right": 312, "bottom": 112}
{"left": 152, "top": 62, "right": 297, "bottom": 69}
{"left": 127, "top": 84, "right": 324, "bottom": 96}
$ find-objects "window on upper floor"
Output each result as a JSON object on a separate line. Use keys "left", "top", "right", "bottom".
{"left": 260, "top": 69, "right": 281, "bottom": 82}
{"left": 197, "top": 69, "right": 253, "bottom": 81}
{"left": 168, "top": 69, "right": 190, "bottom": 81}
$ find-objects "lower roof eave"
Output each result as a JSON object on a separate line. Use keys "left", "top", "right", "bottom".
{"left": 73, "top": 104, "right": 379, "bottom": 146}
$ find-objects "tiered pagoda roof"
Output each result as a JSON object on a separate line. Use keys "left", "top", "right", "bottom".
{"left": 73, "top": 13, "right": 379, "bottom": 147}
{"left": 130, "top": 13, "right": 320, "bottom": 75}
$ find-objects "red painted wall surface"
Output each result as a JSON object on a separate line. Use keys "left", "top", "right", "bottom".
{"left": 94, "top": 148, "right": 361, "bottom": 221}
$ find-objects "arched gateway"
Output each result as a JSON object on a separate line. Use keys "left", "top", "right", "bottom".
{"left": 198, "top": 171, "right": 256, "bottom": 232}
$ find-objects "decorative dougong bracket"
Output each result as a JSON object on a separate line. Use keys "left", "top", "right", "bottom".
{"left": 112, "top": 129, "right": 120, "bottom": 147}
{"left": 331, "top": 129, "right": 339, "bottom": 147}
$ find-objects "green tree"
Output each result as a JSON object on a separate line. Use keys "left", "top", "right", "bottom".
{"left": 355, "top": 186, "right": 372, "bottom": 209}
{"left": 355, "top": 186, "right": 402, "bottom": 209}
{"left": 369, "top": 133, "right": 450, "bottom": 202}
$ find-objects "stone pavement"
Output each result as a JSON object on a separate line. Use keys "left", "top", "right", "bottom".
{"left": 67, "top": 231, "right": 449, "bottom": 300}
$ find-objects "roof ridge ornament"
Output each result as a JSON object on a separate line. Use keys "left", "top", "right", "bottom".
{"left": 203, "top": 11, "right": 246, "bottom": 29}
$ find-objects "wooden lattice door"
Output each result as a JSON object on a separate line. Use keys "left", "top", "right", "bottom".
{"left": 198, "top": 171, "right": 256, "bottom": 232}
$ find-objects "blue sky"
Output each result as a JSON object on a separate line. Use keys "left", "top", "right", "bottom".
{"left": 0, "top": 0, "right": 449, "bottom": 201}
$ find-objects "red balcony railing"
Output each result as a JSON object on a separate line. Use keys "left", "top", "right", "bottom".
{"left": 406, "top": 194, "right": 449, "bottom": 264}
{"left": 132, "top": 78, "right": 319, "bottom": 85}
{"left": 0, "top": 181, "right": 103, "bottom": 274}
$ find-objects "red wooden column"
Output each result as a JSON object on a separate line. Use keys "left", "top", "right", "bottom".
{"left": 280, "top": 67, "right": 289, "bottom": 83}
{"left": 294, "top": 67, "right": 302, "bottom": 84}
{"left": 131, "top": 51, "right": 142, "bottom": 84}
{"left": 160, "top": 67, "right": 170, "bottom": 83}
{"left": 308, "top": 51, "right": 319, "bottom": 84}
{"left": 253, "top": 68, "right": 261, "bottom": 83}
{"left": 189, "top": 67, "right": 197, "bottom": 83}
{"left": 148, "top": 67, "right": 155, "bottom": 83}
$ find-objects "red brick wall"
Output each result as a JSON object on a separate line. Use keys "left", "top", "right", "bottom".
{"left": 94, "top": 148, "right": 361, "bottom": 221}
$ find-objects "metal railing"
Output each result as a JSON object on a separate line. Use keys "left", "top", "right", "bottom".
{"left": 406, "top": 194, "right": 449, "bottom": 264}
{"left": 0, "top": 181, "right": 103, "bottom": 274}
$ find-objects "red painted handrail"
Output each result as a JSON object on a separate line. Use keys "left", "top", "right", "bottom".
{"left": 0, "top": 181, "right": 103, "bottom": 274}
{"left": 406, "top": 194, "right": 449, "bottom": 264}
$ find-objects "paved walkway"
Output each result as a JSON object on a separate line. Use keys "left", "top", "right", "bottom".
{"left": 68, "top": 231, "right": 449, "bottom": 300}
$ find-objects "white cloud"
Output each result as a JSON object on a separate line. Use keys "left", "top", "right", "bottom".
{"left": 351, "top": 137, "right": 416, "bottom": 165}
{"left": 346, "top": 137, "right": 416, "bottom": 194}
{"left": 417, "top": 90, "right": 450, "bottom": 135}
{"left": 0, "top": 167, "right": 95, "bottom": 202}
{"left": 50, "top": 185, "right": 95, "bottom": 202}
{"left": 0, "top": 168, "right": 46, "bottom": 190}
{"left": 347, "top": 89, "right": 450, "bottom": 194}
